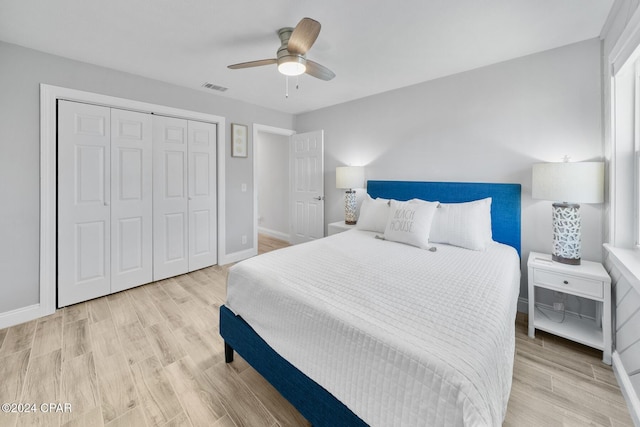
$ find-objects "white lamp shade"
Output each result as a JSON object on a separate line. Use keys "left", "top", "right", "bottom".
{"left": 336, "top": 166, "right": 364, "bottom": 189}
{"left": 532, "top": 162, "right": 604, "bottom": 203}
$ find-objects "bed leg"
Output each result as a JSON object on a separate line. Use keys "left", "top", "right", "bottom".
{"left": 224, "top": 341, "right": 234, "bottom": 363}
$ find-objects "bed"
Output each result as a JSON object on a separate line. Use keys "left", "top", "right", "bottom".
{"left": 220, "top": 180, "right": 521, "bottom": 426}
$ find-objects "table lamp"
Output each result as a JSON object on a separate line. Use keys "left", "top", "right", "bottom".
{"left": 336, "top": 166, "right": 364, "bottom": 225}
{"left": 532, "top": 160, "right": 604, "bottom": 265}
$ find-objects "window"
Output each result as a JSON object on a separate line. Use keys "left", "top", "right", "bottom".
{"left": 635, "top": 60, "right": 640, "bottom": 246}
{"left": 611, "top": 52, "right": 640, "bottom": 248}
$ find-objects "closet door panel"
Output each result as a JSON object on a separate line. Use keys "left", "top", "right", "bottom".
{"left": 188, "top": 120, "right": 217, "bottom": 271}
{"left": 110, "top": 108, "right": 153, "bottom": 292}
{"left": 164, "top": 213, "right": 187, "bottom": 260}
{"left": 58, "top": 101, "right": 112, "bottom": 307}
{"left": 153, "top": 116, "right": 189, "bottom": 280}
{"left": 76, "top": 221, "right": 107, "bottom": 281}
{"left": 117, "top": 217, "right": 143, "bottom": 269}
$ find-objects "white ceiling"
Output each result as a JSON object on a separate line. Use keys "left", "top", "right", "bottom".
{"left": 0, "top": 0, "right": 613, "bottom": 115}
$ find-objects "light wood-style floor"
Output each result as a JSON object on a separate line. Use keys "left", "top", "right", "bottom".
{"left": 0, "top": 234, "right": 633, "bottom": 426}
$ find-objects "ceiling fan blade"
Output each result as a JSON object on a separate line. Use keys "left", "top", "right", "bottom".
{"left": 228, "top": 58, "right": 277, "bottom": 69}
{"left": 305, "top": 60, "right": 335, "bottom": 81}
{"left": 287, "top": 17, "right": 321, "bottom": 55}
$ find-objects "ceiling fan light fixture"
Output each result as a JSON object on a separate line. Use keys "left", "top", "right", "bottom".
{"left": 227, "top": 18, "right": 334, "bottom": 81}
{"left": 278, "top": 55, "right": 306, "bottom": 76}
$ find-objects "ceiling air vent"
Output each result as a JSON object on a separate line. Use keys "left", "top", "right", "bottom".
{"left": 202, "top": 82, "right": 228, "bottom": 92}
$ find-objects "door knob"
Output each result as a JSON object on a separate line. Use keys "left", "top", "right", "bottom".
{"left": 313, "top": 196, "right": 325, "bottom": 201}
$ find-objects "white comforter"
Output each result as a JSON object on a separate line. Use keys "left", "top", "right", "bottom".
{"left": 226, "top": 229, "right": 520, "bottom": 426}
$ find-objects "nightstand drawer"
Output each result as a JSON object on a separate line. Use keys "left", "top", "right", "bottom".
{"left": 533, "top": 269, "right": 603, "bottom": 299}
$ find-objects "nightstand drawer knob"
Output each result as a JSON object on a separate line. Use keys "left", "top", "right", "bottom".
{"left": 563, "top": 280, "right": 569, "bottom": 285}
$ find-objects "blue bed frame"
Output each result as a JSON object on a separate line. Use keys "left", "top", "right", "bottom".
{"left": 220, "top": 181, "right": 521, "bottom": 426}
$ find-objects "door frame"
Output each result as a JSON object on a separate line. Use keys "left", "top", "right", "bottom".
{"left": 39, "top": 84, "right": 226, "bottom": 318}
{"left": 252, "top": 124, "right": 295, "bottom": 253}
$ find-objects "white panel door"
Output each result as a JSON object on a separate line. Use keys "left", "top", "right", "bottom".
{"left": 58, "top": 101, "right": 112, "bottom": 307}
{"left": 290, "top": 130, "right": 324, "bottom": 244}
{"left": 110, "top": 108, "right": 153, "bottom": 292}
{"left": 187, "top": 120, "right": 217, "bottom": 271}
{"left": 153, "top": 115, "right": 189, "bottom": 280}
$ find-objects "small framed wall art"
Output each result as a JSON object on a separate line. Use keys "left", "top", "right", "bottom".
{"left": 231, "top": 123, "right": 248, "bottom": 158}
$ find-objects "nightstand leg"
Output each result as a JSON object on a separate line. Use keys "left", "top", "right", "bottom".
{"left": 603, "top": 291, "right": 612, "bottom": 365}
{"left": 528, "top": 321, "right": 535, "bottom": 337}
{"left": 528, "top": 284, "right": 535, "bottom": 338}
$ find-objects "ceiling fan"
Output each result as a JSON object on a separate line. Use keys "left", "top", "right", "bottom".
{"left": 227, "top": 17, "right": 335, "bottom": 81}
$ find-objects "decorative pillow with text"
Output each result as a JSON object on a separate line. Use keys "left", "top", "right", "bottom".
{"left": 384, "top": 199, "right": 439, "bottom": 249}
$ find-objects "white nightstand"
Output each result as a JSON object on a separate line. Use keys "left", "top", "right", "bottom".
{"left": 328, "top": 221, "right": 356, "bottom": 236}
{"left": 527, "top": 252, "right": 612, "bottom": 364}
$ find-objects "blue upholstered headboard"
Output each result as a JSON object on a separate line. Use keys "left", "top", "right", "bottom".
{"left": 367, "top": 180, "right": 522, "bottom": 256}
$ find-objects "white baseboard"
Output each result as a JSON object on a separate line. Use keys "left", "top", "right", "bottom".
{"left": 0, "top": 303, "right": 48, "bottom": 329}
{"left": 220, "top": 247, "right": 257, "bottom": 265}
{"left": 257, "top": 227, "right": 290, "bottom": 242}
{"left": 518, "top": 297, "right": 528, "bottom": 313}
{"left": 613, "top": 351, "right": 640, "bottom": 427}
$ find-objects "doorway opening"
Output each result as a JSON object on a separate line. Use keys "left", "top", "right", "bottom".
{"left": 253, "top": 125, "right": 295, "bottom": 248}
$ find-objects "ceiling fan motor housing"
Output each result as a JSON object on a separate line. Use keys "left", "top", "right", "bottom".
{"left": 277, "top": 27, "right": 306, "bottom": 74}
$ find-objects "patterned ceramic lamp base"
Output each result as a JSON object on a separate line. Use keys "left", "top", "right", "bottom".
{"left": 552, "top": 203, "right": 581, "bottom": 265}
{"left": 344, "top": 190, "right": 357, "bottom": 225}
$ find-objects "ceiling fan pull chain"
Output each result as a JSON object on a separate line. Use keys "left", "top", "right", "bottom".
{"left": 285, "top": 76, "right": 289, "bottom": 98}
{"left": 296, "top": 75, "right": 299, "bottom": 90}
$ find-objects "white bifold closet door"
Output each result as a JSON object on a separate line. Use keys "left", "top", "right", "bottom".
{"left": 152, "top": 115, "right": 217, "bottom": 280}
{"left": 110, "top": 108, "right": 153, "bottom": 292}
{"left": 187, "top": 120, "right": 218, "bottom": 271}
{"left": 58, "top": 101, "right": 153, "bottom": 307}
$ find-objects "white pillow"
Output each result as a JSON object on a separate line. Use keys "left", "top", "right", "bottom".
{"left": 429, "top": 197, "right": 493, "bottom": 251}
{"left": 357, "top": 194, "right": 390, "bottom": 233}
{"left": 384, "top": 199, "right": 439, "bottom": 249}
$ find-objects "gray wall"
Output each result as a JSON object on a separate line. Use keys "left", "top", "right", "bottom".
{"left": 296, "top": 38, "right": 604, "bottom": 305}
{"left": 0, "top": 37, "right": 608, "bottom": 316}
{"left": 0, "top": 41, "right": 293, "bottom": 313}
{"left": 257, "top": 132, "right": 290, "bottom": 238}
